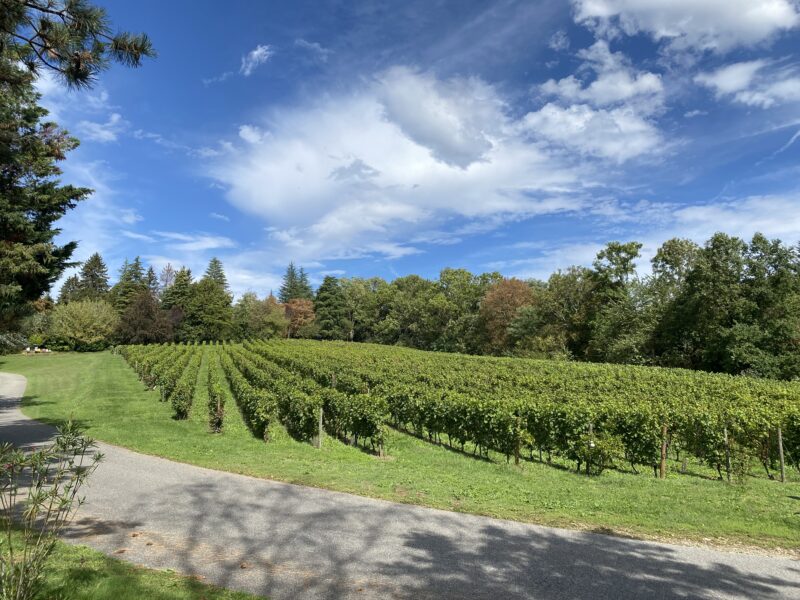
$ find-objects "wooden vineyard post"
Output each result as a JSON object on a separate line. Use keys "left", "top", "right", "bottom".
{"left": 586, "top": 422, "right": 593, "bottom": 476}
{"left": 514, "top": 414, "right": 521, "bottom": 466}
{"left": 723, "top": 426, "right": 732, "bottom": 483}
{"left": 313, "top": 405, "right": 323, "bottom": 449}
{"left": 659, "top": 423, "right": 668, "bottom": 480}
{"left": 778, "top": 427, "right": 786, "bottom": 484}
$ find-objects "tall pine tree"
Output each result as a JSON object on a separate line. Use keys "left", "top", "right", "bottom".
{"left": 0, "top": 62, "right": 90, "bottom": 328}
{"left": 204, "top": 257, "right": 229, "bottom": 291}
{"left": 161, "top": 267, "right": 192, "bottom": 310}
{"left": 57, "top": 275, "right": 81, "bottom": 304}
{"left": 279, "top": 262, "right": 313, "bottom": 302}
{"left": 76, "top": 252, "right": 109, "bottom": 300}
{"left": 109, "top": 257, "right": 146, "bottom": 313}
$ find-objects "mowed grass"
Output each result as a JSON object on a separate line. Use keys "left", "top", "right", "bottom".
{"left": 2, "top": 351, "right": 799, "bottom": 552}
{"left": 10, "top": 533, "right": 256, "bottom": 599}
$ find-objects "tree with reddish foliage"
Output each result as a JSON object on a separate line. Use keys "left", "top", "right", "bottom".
{"left": 285, "top": 298, "right": 316, "bottom": 338}
{"left": 479, "top": 278, "right": 534, "bottom": 354}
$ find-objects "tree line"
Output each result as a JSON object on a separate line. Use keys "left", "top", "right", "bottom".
{"left": 13, "top": 230, "right": 800, "bottom": 381}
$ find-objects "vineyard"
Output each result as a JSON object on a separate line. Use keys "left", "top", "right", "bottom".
{"left": 116, "top": 340, "right": 800, "bottom": 483}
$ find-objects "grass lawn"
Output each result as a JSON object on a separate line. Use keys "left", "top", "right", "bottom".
{"left": 2, "top": 351, "right": 799, "bottom": 553}
{"left": 11, "top": 534, "right": 256, "bottom": 599}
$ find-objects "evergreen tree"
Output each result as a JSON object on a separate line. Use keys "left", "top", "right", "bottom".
{"left": 0, "top": 61, "right": 90, "bottom": 329}
{"left": 57, "top": 275, "right": 81, "bottom": 304}
{"left": 183, "top": 279, "right": 233, "bottom": 341}
{"left": 204, "top": 257, "right": 229, "bottom": 291}
{"left": 145, "top": 266, "right": 159, "bottom": 296}
{"left": 75, "top": 252, "right": 109, "bottom": 300}
{"left": 314, "top": 276, "right": 348, "bottom": 340}
{"left": 109, "top": 257, "right": 146, "bottom": 314}
{"left": 161, "top": 267, "right": 192, "bottom": 310}
{"left": 1, "top": 0, "right": 154, "bottom": 88}
{"left": 278, "top": 262, "right": 299, "bottom": 303}
{"left": 297, "top": 267, "right": 313, "bottom": 300}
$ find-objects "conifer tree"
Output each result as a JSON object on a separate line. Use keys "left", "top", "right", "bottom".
{"left": 145, "top": 266, "right": 159, "bottom": 296}
{"left": 314, "top": 276, "right": 348, "bottom": 340}
{"left": 204, "top": 257, "right": 229, "bottom": 291}
{"left": 279, "top": 262, "right": 299, "bottom": 303}
{"left": 75, "top": 252, "right": 109, "bottom": 300}
{"left": 57, "top": 275, "right": 81, "bottom": 304}
{"left": 183, "top": 278, "right": 233, "bottom": 341}
{"left": 1, "top": 0, "right": 155, "bottom": 88}
{"left": 0, "top": 61, "right": 90, "bottom": 329}
{"left": 109, "top": 257, "right": 146, "bottom": 313}
{"left": 297, "top": 267, "right": 314, "bottom": 300}
{"left": 161, "top": 267, "right": 192, "bottom": 310}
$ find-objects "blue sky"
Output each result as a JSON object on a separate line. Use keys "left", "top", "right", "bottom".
{"left": 39, "top": 0, "right": 800, "bottom": 296}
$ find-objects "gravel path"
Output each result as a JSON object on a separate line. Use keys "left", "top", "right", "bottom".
{"left": 1, "top": 371, "right": 798, "bottom": 599}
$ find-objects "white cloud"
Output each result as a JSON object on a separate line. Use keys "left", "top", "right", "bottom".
{"left": 121, "top": 230, "right": 156, "bottom": 243}
{"left": 695, "top": 61, "right": 800, "bottom": 108}
{"left": 240, "top": 44, "right": 273, "bottom": 76}
{"left": 522, "top": 103, "right": 662, "bottom": 162}
{"left": 294, "top": 39, "right": 333, "bottom": 62}
{"left": 375, "top": 66, "right": 506, "bottom": 168}
{"left": 683, "top": 109, "right": 707, "bottom": 118}
{"left": 694, "top": 60, "right": 768, "bottom": 95}
{"left": 202, "top": 71, "right": 234, "bottom": 86}
{"left": 210, "top": 212, "right": 230, "bottom": 222}
{"left": 549, "top": 30, "right": 570, "bottom": 52}
{"left": 573, "top": 0, "right": 800, "bottom": 53}
{"left": 76, "top": 113, "right": 128, "bottom": 143}
{"left": 152, "top": 231, "right": 237, "bottom": 253}
{"left": 540, "top": 41, "right": 663, "bottom": 109}
{"left": 238, "top": 124, "right": 266, "bottom": 144}
{"left": 208, "top": 67, "right": 590, "bottom": 264}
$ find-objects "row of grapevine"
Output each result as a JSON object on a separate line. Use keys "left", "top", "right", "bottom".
{"left": 207, "top": 349, "right": 228, "bottom": 433}
{"left": 249, "top": 340, "right": 800, "bottom": 478}
{"left": 219, "top": 348, "right": 276, "bottom": 439}
{"left": 117, "top": 343, "right": 202, "bottom": 421}
{"left": 219, "top": 343, "right": 385, "bottom": 451}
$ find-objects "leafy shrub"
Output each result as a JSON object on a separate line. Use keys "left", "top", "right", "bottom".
{"left": 0, "top": 422, "right": 102, "bottom": 600}
{"left": 47, "top": 300, "right": 118, "bottom": 351}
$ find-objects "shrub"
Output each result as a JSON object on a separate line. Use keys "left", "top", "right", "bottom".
{"left": 47, "top": 300, "right": 119, "bottom": 351}
{"left": 0, "top": 422, "right": 102, "bottom": 600}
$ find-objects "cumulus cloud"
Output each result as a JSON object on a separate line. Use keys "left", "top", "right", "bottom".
{"left": 573, "top": 0, "right": 800, "bottom": 53}
{"left": 521, "top": 103, "right": 662, "bottom": 163}
{"left": 540, "top": 40, "right": 663, "bottom": 110}
{"left": 375, "top": 66, "right": 506, "bottom": 168}
{"left": 238, "top": 124, "right": 266, "bottom": 144}
{"left": 240, "top": 44, "right": 273, "bottom": 76}
{"left": 695, "top": 60, "right": 800, "bottom": 108}
{"left": 208, "top": 67, "right": 596, "bottom": 264}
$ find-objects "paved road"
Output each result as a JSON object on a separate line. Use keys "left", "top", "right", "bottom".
{"left": 1, "top": 371, "right": 798, "bottom": 599}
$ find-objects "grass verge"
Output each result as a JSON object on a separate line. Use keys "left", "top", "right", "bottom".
{"left": 2, "top": 351, "right": 799, "bottom": 553}
{"left": 8, "top": 533, "right": 256, "bottom": 599}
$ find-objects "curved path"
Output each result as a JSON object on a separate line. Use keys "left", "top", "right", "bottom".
{"left": 1, "top": 372, "right": 798, "bottom": 599}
